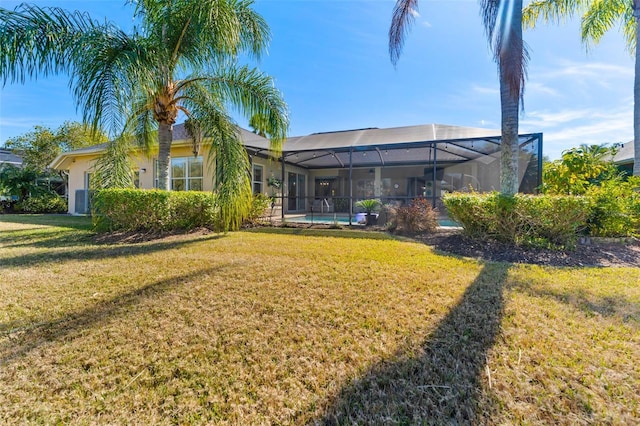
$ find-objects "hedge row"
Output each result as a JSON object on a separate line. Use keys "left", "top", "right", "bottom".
{"left": 92, "top": 189, "right": 219, "bottom": 233}
{"left": 443, "top": 193, "right": 592, "bottom": 248}
{"left": 12, "top": 193, "right": 67, "bottom": 214}
{"left": 91, "top": 189, "right": 272, "bottom": 233}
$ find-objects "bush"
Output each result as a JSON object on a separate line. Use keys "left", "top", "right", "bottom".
{"left": 244, "top": 193, "right": 271, "bottom": 226}
{"left": 443, "top": 192, "right": 591, "bottom": 248}
{"left": 92, "top": 189, "right": 219, "bottom": 233}
{"left": 393, "top": 198, "right": 438, "bottom": 234}
{"left": 585, "top": 177, "right": 640, "bottom": 237}
{"left": 16, "top": 193, "right": 67, "bottom": 213}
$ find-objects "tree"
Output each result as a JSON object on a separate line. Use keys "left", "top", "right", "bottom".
{"left": 0, "top": 0, "right": 289, "bottom": 230}
{"left": 3, "top": 122, "right": 107, "bottom": 174}
{"left": 0, "top": 164, "right": 44, "bottom": 202}
{"left": 541, "top": 143, "right": 621, "bottom": 194}
{"left": 389, "top": 0, "right": 528, "bottom": 195}
{"left": 523, "top": 0, "right": 640, "bottom": 176}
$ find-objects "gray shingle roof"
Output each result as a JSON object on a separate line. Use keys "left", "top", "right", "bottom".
{"left": 0, "top": 149, "right": 23, "bottom": 166}
{"left": 613, "top": 142, "right": 634, "bottom": 165}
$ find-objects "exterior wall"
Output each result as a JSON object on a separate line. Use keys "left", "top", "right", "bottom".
{"left": 251, "top": 156, "right": 309, "bottom": 213}
{"left": 63, "top": 147, "right": 311, "bottom": 214}
{"left": 66, "top": 155, "right": 97, "bottom": 214}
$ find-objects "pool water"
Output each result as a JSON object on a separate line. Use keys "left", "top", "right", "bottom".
{"left": 286, "top": 214, "right": 460, "bottom": 227}
{"left": 287, "top": 215, "right": 356, "bottom": 225}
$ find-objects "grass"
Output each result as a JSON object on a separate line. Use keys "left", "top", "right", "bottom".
{"left": 1, "top": 214, "right": 639, "bottom": 424}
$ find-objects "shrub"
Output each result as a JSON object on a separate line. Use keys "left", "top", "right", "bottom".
{"left": 393, "top": 198, "right": 438, "bottom": 234}
{"left": 16, "top": 193, "right": 67, "bottom": 213}
{"left": 381, "top": 202, "right": 399, "bottom": 231}
{"left": 355, "top": 199, "right": 381, "bottom": 214}
{"left": 443, "top": 192, "right": 591, "bottom": 248}
{"left": 167, "top": 191, "right": 219, "bottom": 230}
{"left": 542, "top": 144, "right": 621, "bottom": 195}
{"left": 585, "top": 177, "right": 640, "bottom": 237}
{"left": 244, "top": 193, "right": 271, "bottom": 226}
{"left": 92, "top": 189, "right": 219, "bottom": 233}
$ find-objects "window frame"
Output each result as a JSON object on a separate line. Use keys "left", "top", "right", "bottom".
{"left": 154, "top": 156, "right": 204, "bottom": 191}
{"left": 252, "top": 164, "right": 264, "bottom": 195}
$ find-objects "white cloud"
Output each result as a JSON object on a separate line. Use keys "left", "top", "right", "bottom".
{"left": 409, "top": 8, "right": 420, "bottom": 18}
{"left": 526, "top": 81, "right": 560, "bottom": 97}
{"left": 539, "top": 60, "right": 633, "bottom": 80}
{"left": 471, "top": 84, "right": 499, "bottom": 96}
{"left": 422, "top": 20, "right": 432, "bottom": 28}
{"left": 521, "top": 106, "right": 632, "bottom": 159}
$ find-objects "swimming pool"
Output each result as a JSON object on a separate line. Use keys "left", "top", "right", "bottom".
{"left": 286, "top": 214, "right": 460, "bottom": 227}
{"left": 286, "top": 214, "right": 361, "bottom": 225}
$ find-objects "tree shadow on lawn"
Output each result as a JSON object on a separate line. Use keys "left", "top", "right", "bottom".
{"left": 0, "top": 234, "right": 224, "bottom": 269}
{"left": 0, "top": 227, "right": 94, "bottom": 248}
{"left": 0, "top": 264, "right": 230, "bottom": 366}
{"left": 512, "top": 280, "right": 640, "bottom": 323}
{"left": 0, "top": 214, "right": 93, "bottom": 230}
{"left": 319, "top": 262, "right": 509, "bottom": 425}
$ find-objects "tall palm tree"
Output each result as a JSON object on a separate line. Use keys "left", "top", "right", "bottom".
{"left": 390, "top": 0, "right": 528, "bottom": 195}
{"left": 0, "top": 0, "right": 288, "bottom": 229}
{"left": 523, "top": 0, "right": 640, "bottom": 176}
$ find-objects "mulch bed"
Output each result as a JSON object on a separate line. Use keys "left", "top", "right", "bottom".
{"left": 413, "top": 228, "right": 640, "bottom": 268}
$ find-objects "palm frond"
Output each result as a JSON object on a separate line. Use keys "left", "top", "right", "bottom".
{"left": 91, "top": 137, "right": 134, "bottom": 189}
{"left": 389, "top": 0, "right": 420, "bottom": 66}
{"left": 180, "top": 80, "right": 253, "bottom": 230}
{"left": 184, "top": 118, "right": 203, "bottom": 157}
{"left": 581, "top": 0, "right": 628, "bottom": 49}
{"left": 0, "top": 4, "right": 99, "bottom": 84}
{"left": 190, "top": 66, "right": 288, "bottom": 156}
{"left": 522, "top": 0, "right": 588, "bottom": 29}
{"left": 481, "top": 0, "right": 529, "bottom": 103}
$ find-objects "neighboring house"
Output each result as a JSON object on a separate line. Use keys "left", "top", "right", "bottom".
{"left": 0, "top": 148, "right": 23, "bottom": 202}
{"left": 612, "top": 142, "right": 635, "bottom": 175}
{"left": 50, "top": 123, "right": 543, "bottom": 217}
{"left": 0, "top": 148, "right": 23, "bottom": 168}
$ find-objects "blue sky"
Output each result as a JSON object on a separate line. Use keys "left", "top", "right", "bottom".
{"left": 0, "top": 0, "right": 634, "bottom": 159}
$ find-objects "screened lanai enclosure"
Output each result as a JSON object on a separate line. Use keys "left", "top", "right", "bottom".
{"left": 244, "top": 124, "right": 542, "bottom": 224}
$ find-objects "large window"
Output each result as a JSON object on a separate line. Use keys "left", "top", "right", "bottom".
{"left": 252, "top": 164, "right": 263, "bottom": 194}
{"left": 155, "top": 156, "right": 203, "bottom": 191}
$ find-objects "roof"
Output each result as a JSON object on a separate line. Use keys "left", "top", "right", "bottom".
{"left": 50, "top": 122, "right": 541, "bottom": 170}
{"left": 0, "top": 149, "right": 23, "bottom": 167}
{"left": 49, "top": 125, "right": 269, "bottom": 170}
{"left": 612, "top": 142, "right": 635, "bottom": 165}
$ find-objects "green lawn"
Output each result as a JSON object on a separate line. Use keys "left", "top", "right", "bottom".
{"left": 1, "top": 215, "right": 639, "bottom": 424}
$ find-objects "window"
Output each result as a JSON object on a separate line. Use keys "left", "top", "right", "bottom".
{"left": 252, "top": 164, "right": 263, "bottom": 194}
{"left": 133, "top": 171, "right": 140, "bottom": 188}
{"left": 155, "top": 156, "right": 203, "bottom": 191}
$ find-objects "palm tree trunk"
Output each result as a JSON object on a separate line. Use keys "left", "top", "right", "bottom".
{"left": 634, "top": 14, "right": 640, "bottom": 176}
{"left": 157, "top": 121, "right": 172, "bottom": 190}
{"left": 499, "top": 0, "right": 523, "bottom": 195}
{"left": 500, "top": 83, "right": 520, "bottom": 195}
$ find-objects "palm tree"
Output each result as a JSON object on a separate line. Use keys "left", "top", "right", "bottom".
{"left": 390, "top": 0, "right": 528, "bottom": 195}
{"left": 0, "top": 0, "right": 289, "bottom": 229}
{"left": 523, "top": 0, "right": 640, "bottom": 176}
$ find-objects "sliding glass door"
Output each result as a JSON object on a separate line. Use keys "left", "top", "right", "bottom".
{"left": 287, "top": 172, "right": 306, "bottom": 212}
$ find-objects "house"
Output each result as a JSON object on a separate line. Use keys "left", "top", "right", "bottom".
{"left": 50, "top": 123, "right": 543, "bottom": 219}
{"left": 612, "top": 142, "right": 636, "bottom": 175}
{"left": 0, "top": 148, "right": 23, "bottom": 168}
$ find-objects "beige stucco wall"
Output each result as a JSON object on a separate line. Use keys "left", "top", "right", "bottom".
{"left": 61, "top": 145, "right": 310, "bottom": 214}
{"left": 66, "top": 155, "right": 96, "bottom": 215}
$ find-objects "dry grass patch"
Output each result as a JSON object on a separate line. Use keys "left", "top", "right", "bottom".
{"left": 1, "top": 215, "right": 639, "bottom": 424}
